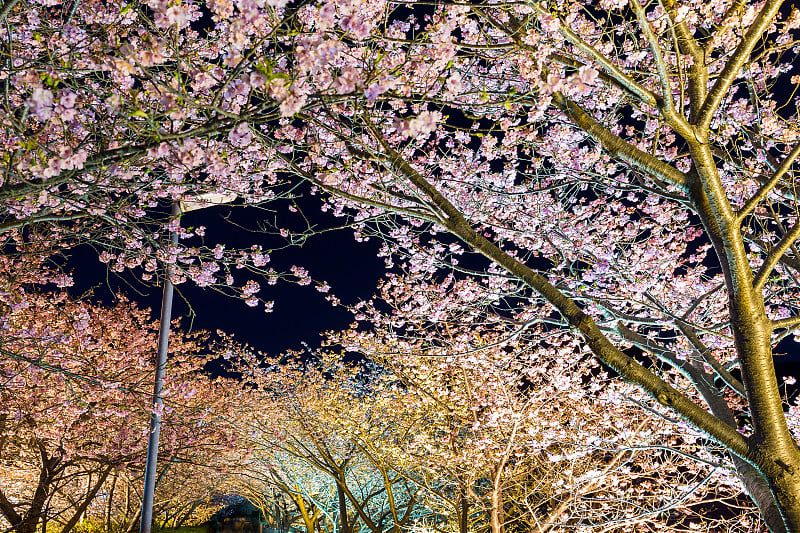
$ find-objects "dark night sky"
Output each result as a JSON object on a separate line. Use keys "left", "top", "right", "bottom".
{"left": 69, "top": 199, "right": 383, "bottom": 356}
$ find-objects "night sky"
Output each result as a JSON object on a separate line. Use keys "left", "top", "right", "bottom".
{"left": 69, "top": 196, "right": 383, "bottom": 356}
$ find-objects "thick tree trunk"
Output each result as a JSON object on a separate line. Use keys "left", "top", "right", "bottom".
{"left": 680, "top": 75, "right": 800, "bottom": 528}
{"left": 731, "top": 457, "right": 787, "bottom": 533}
{"left": 688, "top": 356, "right": 788, "bottom": 533}
{"left": 459, "top": 492, "right": 469, "bottom": 533}
{"left": 727, "top": 296, "right": 800, "bottom": 532}
{"left": 630, "top": 321, "right": 793, "bottom": 533}
{"left": 747, "top": 443, "right": 800, "bottom": 533}
{"left": 336, "top": 482, "right": 350, "bottom": 533}
{"left": 767, "top": 471, "right": 800, "bottom": 533}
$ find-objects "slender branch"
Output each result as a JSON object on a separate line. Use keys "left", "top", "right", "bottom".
{"left": 525, "top": 4, "right": 659, "bottom": 108}
{"left": 616, "top": 322, "right": 733, "bottom": 402}
{"left": 695, "top": 0, "right": 783, "bottom": 130}
{"left": 675, "top": 323, "right": 746, "bottom": 398}
{"left": 754, "top": 219, "right": 800, "bottom": 292}
{"left": 630, "top": 0, "right": 674, "bottom": 112}
{"left": 0, "top": 117, "right": 233, "bottom": 202}
{"left": 0, "top": 212, "right": 88, "bottom": 235}
{"left": 681, "top": 283, "right": 725, "bottom": 321}
{"left": 491, "top": 11, "right": 650, "bottom": 105}
{"left": 737, "top": 143, "right": 800, "bottom": 222}
{"left": 64, "top": 0, "right": 80, "bottom": 24}
{"left": 267, "top": 140, "right": 444, "bottom": 226}
{"left": 743, "top": 228, "right": 800, "bottom": 275}
{"left": 536, "top": 420, "right": 650, "bottom": 533}
{"left": 703, "top": 0, "right": 749, "bottom": 56}
{"left": 659, "top": 0, "right": 707, "bottom": 121}
{"left": 58, "top": 466, "right": 113, "bottom": 533}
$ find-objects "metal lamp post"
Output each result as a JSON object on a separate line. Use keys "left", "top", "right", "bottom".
{"left": 139, "top": 193, "right": 236, "bottom": 533}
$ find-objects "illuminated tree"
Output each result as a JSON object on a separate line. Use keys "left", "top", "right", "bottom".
{"left": 0, "top": 258, "right": 242, "bottom": 533}
{"left": 331, "top": 298, "right": 760, "bottom": 533}
{"left": 229, "top": 357, "right": 429, "bottom": 533}
{"left": 5, "top": 0, "right": 800, "bottom": 530}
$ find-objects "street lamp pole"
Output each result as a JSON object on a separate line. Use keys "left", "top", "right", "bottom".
{"left": 139, "top": 192, "right": 237, "bottom": 533}
{"left": 140, "top": 201, "right": 180, "bottom": 533}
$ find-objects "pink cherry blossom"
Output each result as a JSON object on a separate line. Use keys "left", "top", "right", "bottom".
{"left": 279, "top": 93, "right": 307, "bottom": 117}
{"left": 396, "top": 110, "right": 442, "bottom": 140}
{"left": 27, "top": 88, "right": 54, "bottom": 121}
{"left": 538, "top": 13, "right": 561, "bottom": 35}
{"left": 228, "top": 122, "right": 253, "bottom": 146}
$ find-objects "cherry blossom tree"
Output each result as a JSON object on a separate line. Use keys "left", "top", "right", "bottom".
{"left": 6, "top": 0, "right": 800, "bottom": 530}
{"left": 226, "top": 356, "right": 429, "bottom": 533}
{"left": 0, "top": 0, "right": 332, "bottom": 310}
{"left": 0, "top": 258, "right": 243, "bottom": 533}
{"left": 269, "top": 2, "right": 800, "bottom": 530}
{"left": 329, "top": 301, "right": 763, "bottom": 533}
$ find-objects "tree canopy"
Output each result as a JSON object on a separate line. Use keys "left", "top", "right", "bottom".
{"left": 3, "top": 0, "right": 800, "bottom": 531}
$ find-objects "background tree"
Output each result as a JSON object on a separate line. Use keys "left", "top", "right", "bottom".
{"left": 0, "top": 258, "right": 243, "bottom": 533}
{"left": 228, "top": 355, "right": 430, "bottom": 533}
{"left": 330, "top": 288, "right": 761, "bottom": 533}
{"left": 223, "top": 329, "right": 760, "bottom": 532}
{"left": 0, "top": 0, "right": 334, "bottom": 310}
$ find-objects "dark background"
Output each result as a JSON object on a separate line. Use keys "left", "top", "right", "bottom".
{"left": 68, "top": 197, "right": 383, "bottom": 355}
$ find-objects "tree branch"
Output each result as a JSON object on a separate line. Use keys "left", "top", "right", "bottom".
{"left": 58, "top": 466, "right": 113, "bottom": 533}
{"left": 552, "top": 92, "right": 688, "bottom": 189}
{"left": 737, "top": 143, "right": 800, "bottom": 222}
{"left": 659, "top": 0, "right": 707, "bottom": 121}
{"left": 0, "top": 486, "right": 22, "bottom": 526}
{"left": 364, "top": 120, "right": 751, "bottom": 463}
{"left": 525, "top": 4, "right": 659, "bottom": 109}
{"left": 772, "top": 315, "right": 800, "bottom": 332}
{"left": 630, "top": 0, "right": 674, "bottom": 112}
{"left": 696, "top": 0, "right": 783, "bottom": 130}
{"left": 675, "top": 322, "right": 746, "bottom": 398}
{"left": 754, "top": 219, "right": 800, "bottom": 292}
{"left": 0, "top": 212, "right": 88, "bottom": 235}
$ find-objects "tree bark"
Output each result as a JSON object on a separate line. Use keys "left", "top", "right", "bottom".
{"left": 623, "top": 322, "right": 789, "bottom": 533}
{"left": 489, "top": 484, "right": 503, "bottom": 533}
{"left": 459, "top": 491, "right": 469, "bottom": 533}
{"left": 125, "top": 507, "right": 142, "bottom": 533}
{"left": 106, "top": 472, "right": 118, "bottom": 532}
{"left": 290, "top": 491, "right": 317, "bottom": 533}
{"left": 16, "top": 445, "right": 61, "bottom": 533}
{"left": 336, "top": 482, "right": 351, "bottom": 533}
